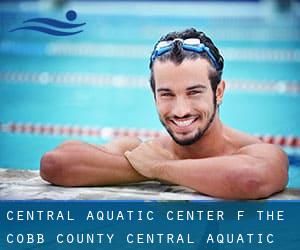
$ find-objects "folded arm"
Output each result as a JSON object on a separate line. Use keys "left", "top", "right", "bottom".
{"left": 125, "top": 142, "right": 288, "bottom": 199}
{"left": 40, "top": 137, "right": 147, "bottom": 186}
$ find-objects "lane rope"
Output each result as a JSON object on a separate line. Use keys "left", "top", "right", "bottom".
{"left": 1, "top": 41, "right": 300, "bottom": 61}
{"left": 1, "top": 71, "right": 299, "bottom": 94}
{"left": 0, "top": 122, "right": 299, "bottom": 148}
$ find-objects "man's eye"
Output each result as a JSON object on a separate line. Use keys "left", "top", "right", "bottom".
{"left": 188, "top": 91, "right": 201, "bottom": 95}
{"left": 161, "top": 93, "right": 173, "bottom": 97}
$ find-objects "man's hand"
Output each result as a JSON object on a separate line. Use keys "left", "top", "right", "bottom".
{"left": 124, "top": 140, "right": 177, "bottom": 179}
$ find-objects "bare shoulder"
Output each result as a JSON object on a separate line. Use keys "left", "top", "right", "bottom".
{"left": 152, "top": 135, "right": 173, "bottom": 150}
{"left": 102, "top": 137, "right": 142, "bottom": 155}
{"left": 237, "top": 143, "right": 288, "bottom": 165}
{"left": 225, "top": 126, "right": 262, "bottom": 148}
{"left": 226, "top": 126, "right": 288, "bottom": 165}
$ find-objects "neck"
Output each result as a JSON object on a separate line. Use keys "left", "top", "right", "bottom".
{"left": 172, "top": 114, "right": 227, "bottom": 159}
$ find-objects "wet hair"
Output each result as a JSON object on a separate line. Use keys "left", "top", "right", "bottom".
{"left": 149, "top": 28, "right": 224, "bottom": 97}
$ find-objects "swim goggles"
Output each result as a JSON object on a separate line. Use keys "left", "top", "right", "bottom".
{"left": 150, "top": 38, "right": 221, "bottom": 70}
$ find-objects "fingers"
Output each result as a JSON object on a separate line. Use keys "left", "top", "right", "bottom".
{"left": 124, "top": 149, "right": 149, "bottom": 178}
{"left": 124, "top": 140, "right": 176, "bottom": 163}
{"left": 124, "top": 150, "right": 134, "bottom": 163}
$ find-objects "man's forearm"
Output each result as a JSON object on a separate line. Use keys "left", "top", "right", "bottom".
{"left": 155, "top": 155, "right": 279, "bottom": 199}
{"left": 40, "top": 143, "right": 147, "bottom": 186}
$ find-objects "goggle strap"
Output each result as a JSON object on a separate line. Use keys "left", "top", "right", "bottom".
{"left": 151, "top": 40, "right": 220, "bottom": 70}
{"left": 183, "top": 44, "right": 219, "bottom": 70}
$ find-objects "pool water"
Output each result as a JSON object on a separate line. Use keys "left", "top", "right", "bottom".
{"left": 0, "top": 1, "right": 299, "bottom": 188}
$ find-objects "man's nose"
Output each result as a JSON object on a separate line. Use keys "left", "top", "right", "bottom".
{"left": 172, "top": 97, "right": 191, "bottom": 118}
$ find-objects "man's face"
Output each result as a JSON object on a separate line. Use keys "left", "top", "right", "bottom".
{"left": 153, "top": 58, "right": 216, "bottom": 146}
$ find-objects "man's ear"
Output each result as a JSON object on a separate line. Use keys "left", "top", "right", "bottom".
{"left": 216, "top": 80, "right": 225, "bottom": 105}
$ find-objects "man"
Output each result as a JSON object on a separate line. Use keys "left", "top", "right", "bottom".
{"left": 40, "top": 28, "right": 288, "bottom": 199}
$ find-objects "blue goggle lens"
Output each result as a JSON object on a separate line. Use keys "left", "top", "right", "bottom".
{"left": 151, "top": 38, "right": 221, "bottom": 70}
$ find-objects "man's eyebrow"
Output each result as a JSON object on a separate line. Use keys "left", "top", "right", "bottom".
{"left": 186, "top": 84, "right": 207, "bottom": 91}
{"left": 157, "top": 88, "right": 172, "bottom": 92}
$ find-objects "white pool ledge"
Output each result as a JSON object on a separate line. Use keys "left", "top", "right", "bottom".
{"left": 0, "top": 168, "right": 299, "bottom": 200}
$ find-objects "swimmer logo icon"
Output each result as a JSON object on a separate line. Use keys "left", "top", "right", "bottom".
{"left": 9, "top": 10, "right": 85, "bottom": 36}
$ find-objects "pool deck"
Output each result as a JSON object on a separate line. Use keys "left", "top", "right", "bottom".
{"left": 1, "top": 168, "right": 300, "bottom": 200}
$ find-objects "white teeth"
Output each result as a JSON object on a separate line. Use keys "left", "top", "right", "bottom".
{"left": 173, "top": 118, "right": 195, "bottom": 127}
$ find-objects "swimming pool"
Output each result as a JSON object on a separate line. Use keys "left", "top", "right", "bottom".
{"left": 0, "top": 1, "right": 299, "bottom": 188}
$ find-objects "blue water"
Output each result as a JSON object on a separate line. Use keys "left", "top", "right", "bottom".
{"left": 0, "top": 1, "right": 299, "bottom": 188}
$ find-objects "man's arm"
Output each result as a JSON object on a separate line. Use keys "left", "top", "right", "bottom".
{"left": 40, "top": 137, "right": 147, "bottom": 186}
{"left": 125, "top": 142, "right": 288, "bottom": 199}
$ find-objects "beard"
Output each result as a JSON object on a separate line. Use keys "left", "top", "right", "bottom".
{"left": 159, "top": 101, "right": 217, "bottom": 146}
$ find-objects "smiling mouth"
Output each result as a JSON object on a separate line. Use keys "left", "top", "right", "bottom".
{"left": 170, "top": 117, "right": 199, "bottom": 128}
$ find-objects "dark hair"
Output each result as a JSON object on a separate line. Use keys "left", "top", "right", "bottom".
{"left": 149, "top": 28, "right": 224, "bottom": 96}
